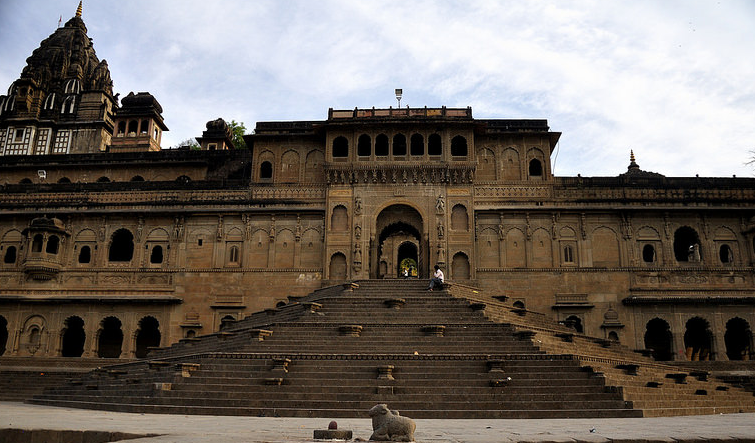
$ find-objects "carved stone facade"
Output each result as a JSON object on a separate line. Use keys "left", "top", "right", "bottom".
{"left": 0, "top": 7, "right": 753, "bottom": 363}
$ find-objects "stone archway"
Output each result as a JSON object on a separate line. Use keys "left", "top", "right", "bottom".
{"left": 372, "top": 204, "right": 425, "bottom": 279}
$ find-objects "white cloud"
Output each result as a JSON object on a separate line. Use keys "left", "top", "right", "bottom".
{"left": 1, "top": 0, "right": 753, "bottom": 176}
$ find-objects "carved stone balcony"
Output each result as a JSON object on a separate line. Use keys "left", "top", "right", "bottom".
{"left": 22, "top": 255, "right": 63, "bottom": 280}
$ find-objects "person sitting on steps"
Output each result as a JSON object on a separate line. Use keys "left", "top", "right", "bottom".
{"left": 427, "top": 265, "right": 444, "bottom": 291}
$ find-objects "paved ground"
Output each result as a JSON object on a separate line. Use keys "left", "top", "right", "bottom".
{"left": 3, "top": 402, "right": 755, "bottom": 442}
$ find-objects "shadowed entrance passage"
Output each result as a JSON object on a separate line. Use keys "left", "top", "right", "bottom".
{"left": 372, "top": 204, "right": 425, "bottom": 279}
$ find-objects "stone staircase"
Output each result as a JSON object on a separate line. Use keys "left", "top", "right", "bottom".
{"left": 28, "top": 279, "right": 755, "bottom": 418}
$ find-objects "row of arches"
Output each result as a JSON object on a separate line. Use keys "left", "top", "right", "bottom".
{"left": 644, "top": 317, "right": 753, "bottom": 361}
{"left": 257, "top": 149, "right": 323, "bottom": 183}
{"left": 476, "top": 223, "right": 748, "bottom": 269}
{"left": 15, "top": 175, "right": 191, "bottom": 184}
{"left": 327, "top": 250, "right": 471, "bottom": 280}
{"left": 332, "top": 133, "right": 468, "bottom": 159}
{"left": 0, "top": 314, "right": 160, "bottom": 359}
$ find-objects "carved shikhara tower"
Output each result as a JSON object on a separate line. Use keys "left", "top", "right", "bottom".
{"left": 0, "top": 6, "right": 754, "bottom": 364}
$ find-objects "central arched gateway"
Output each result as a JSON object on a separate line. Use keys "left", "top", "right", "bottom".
{"left": 371, "top": 204, "right": 426, "bottom": 279}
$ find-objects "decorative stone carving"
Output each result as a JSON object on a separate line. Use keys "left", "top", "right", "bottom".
{"left": 368, "top": 404, "right": 416, "bottom": 442}
{"left": 436, "top": 194, "right": 445, "bottom": 214}
{"left": 216, "top": 215, "right": 224, "bottom": 240}
{"left": 354, "top": 196, "right": 362, "bottom": 215}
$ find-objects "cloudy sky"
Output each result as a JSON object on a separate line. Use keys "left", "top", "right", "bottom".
{"left": 1, "top": 0, "right": 754, "bottom": 177}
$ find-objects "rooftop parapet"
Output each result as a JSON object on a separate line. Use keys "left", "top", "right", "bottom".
{"left": 328, "top": 106, "right": 473, "bottom": 120}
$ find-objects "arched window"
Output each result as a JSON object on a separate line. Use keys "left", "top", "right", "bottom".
{"left": 719, "top": 244, "right": 734, "bottom": 264}
{"left": 117, "top": 121, "right": 126, "bottom": 136}
{"left": 375, "top": 134, "right": 389, "bottom": 156}
{"left": 392, "top": 134, "right": 407, "bottom": 156}
{"left": 135, "top": 316, "right": 161, "bottom": 358}
{"left": 357, "top": 134, "right": 371, "bottom": 157}
{"left": 529, "top": 159, "right": 542, "bottom": 176}
{"left": 45, "top": 235, "right": 60, "bottom": 254}
{"left": 61, "top": 316, "right": 85, "bottom": 357}
{"left": 563, "top": 245, "right": 574, "bottom": 263}
{"left": 642, "top": 244, "right": 656, "bottom": 263}
{"left": 428, "top": 133, "right": 442, "bottom": 156}
{"left": 96, "top": 176, "right": 110, "bottom": 183}
{"left": 260, "top": 161, "right": 273, "bottom": 179}
{"left": 608, "top": 331, "right": 620, "bottom": 342}
{"left": 644, "top": 318, "right": 673, "bottom": 361}
{"left": 451, "top": 135, "right": 467, "bottom": 157}
{"left": 130, "top": 175, "right": 145, "bottom": 182}
{"left": 331, "top": 205, "right": 348, "bottom": 231}
{"left": 108, "top": 229, "right": 134, "bottom": 262}
{"left": 150, "top": 245, "right": 164, "bottom": 264}
{"left": 58, "top": 177, "right": 71, "bottom": 183}
{"left": 61, "top": 96, "right": 76, "bottom": 114}
{"left": 97, "top": 317, "right": 123, "bottom": 358}
{"left": 32, "top": 234, "right": 44, "bottom": 253}
{"left": 43, "top": 93, "right": 56, "bottom": 110}
{"left": 3, "top": 97, "right": 15, "bottom": 113}
{"left": 64, "top": 79, "right": 81, "bottom": 94}
{"left": 673, "top": 227, "right": 701, "bottom": 262}
{"left": 332, "top": 136, "right": 348, "bottom": 158}
{"left": 512, "top": 300, "right": 525, "bottom": 309}
{"left": 229, "top": 245, "right": 239, "bottom": 264}
{"left": 78, "top": 245, "right": 91, "bottom": 264}
{"left": 451, "top": 205, "right": 469, "bottom": 231}
{"left": 3, "top": 246, "right": 17, "bottom": 264}
{"left": 19, "top": 178, "right": 33, "bottom": 184}
{"left": 139, "top": 120, "right": 149, "bottom": 135}
{"left": 128, "top": 120, "right": 138, "bottom": 135}
{"left": 410, "top": 134, "right": 424, "bottom": 156}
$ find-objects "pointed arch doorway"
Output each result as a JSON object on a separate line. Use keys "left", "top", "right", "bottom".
{"left": 371, "top": 204, "right": 426, "bottom": 279}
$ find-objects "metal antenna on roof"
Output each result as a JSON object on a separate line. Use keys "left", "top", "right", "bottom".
{"left": 395, "top": 89, "right": 402, "bottom": 108}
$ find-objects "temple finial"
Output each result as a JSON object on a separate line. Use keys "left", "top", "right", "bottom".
{"left": 76, "top": 1, "right": 82, "bottom": 17}
{"left": 630, "top": 150, "right": 635, "bottom": 163}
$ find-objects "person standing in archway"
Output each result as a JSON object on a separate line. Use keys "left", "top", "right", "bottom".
{"left": 427, "top": 265, "right": 444, "bottom": 291}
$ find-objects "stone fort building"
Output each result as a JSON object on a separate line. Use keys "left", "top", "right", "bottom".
{"left": 1, "top": 5, "right": 753, "bottom": 365}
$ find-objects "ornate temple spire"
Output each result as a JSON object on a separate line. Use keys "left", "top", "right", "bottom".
{"left": 76, "top": 1, "right": 83, "bottom": 18}
{"left": 628, "top": 150, "right": 639, "bottom": 171}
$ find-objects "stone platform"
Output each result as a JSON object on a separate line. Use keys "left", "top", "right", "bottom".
{"left": 3, "top": 402, "right": 755, "bottom": 443}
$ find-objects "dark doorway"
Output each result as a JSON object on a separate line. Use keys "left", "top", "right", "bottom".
{"left": 61, "top": 316, "right": 85, "bottom": 357}
{"left": 684, "top": 317, "right": 712, "bottom": 361}
{"left": 97, "top": 317, "right": 123, "bottom": 358}
{"left": 397, "top": 242, "right": 418, "bottom": 277}
{"left": 0, "top": 315, "right": 7, "bottom": 356}
{"left": 644, "top": 318, "right": 673, "bottom": 361}
{"left": 673, "top": 227, "right": 701, "bottom": 262}
{"left": 725, "top": 317, "right": 752, "bottom": 360}
{"left": 109, "top": 229, "right": 134, "bottom": 262}
{"left": 374, "top": 204, "right": 424, "bottom": 279}
{"left": 135, "top": 316, "right": 161, "bottom": 358}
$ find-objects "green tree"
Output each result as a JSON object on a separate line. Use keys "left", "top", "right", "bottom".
{"left": 229, "top": 120, "right": 247, "bottom": 149}
{"left": 175, "top": 138, "right": 199, "bottom": 150}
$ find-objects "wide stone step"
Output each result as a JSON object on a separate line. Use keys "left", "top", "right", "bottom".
{"left": 27, "top": 398, "right": 643, "bottom": 418}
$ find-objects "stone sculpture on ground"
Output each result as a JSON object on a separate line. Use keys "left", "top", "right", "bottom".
{"left": 368, "top": 404, "right": 416, "bottom": 442}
